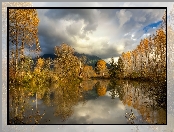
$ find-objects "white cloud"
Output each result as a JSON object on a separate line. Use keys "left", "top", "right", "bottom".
{"left": 142, "top": 33, "right": 151, "bottom": 38}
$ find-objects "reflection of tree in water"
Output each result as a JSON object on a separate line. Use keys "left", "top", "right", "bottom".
{"left": 118, "top": 80, "right": 166, "bottom": 124}
{"left": 108, "top": 80, "right": 124, "bottom": 100}
{"left": 50, "top": 78, "right": 85, "bottom": 122}
{"left": 108, "top": 80, "right": 120, "bottom": 99}
{"left": 95, "top": 81, "right": 107, "bottom": 96}
{"left": 81, "top": 80, "right": 110, "bottom": 100}
{"left": 10, "top": 78, "right": 87, "bottom": 123}
{"left": 81, "top": 80, "right": 98, "bottom": 91}
{"left": 43, "top": 88, "right": 52, "bottom": 107}
{"left": 9, "top": 86, "right": 29, "bottom": 124}
{"left": 9, "top": 77, "right": 166, "bottom": 124}
{"left": 9, "top": 85, "right": 45, "bottom": 124}
{"left": 125, "top": 109, "right": 136, "bottom": 124}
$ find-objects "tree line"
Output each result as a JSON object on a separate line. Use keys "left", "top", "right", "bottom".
{"left": 109, "top": 11, "right": 166, "bottom": 82}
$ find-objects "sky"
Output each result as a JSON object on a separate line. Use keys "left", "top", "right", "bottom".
{"left": 33, "top": 5, "right": 166, "bottom": 63}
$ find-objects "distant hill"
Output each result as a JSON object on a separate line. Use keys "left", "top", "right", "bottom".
{"left": 40, "top": 52, "right": 110, "bottom": 68}
{"left": 74, "top": 52, "right": 102, "bottom": 68}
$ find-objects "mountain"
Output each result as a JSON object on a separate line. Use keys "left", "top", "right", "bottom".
{"left": 74, "top": 52, "right": 102, "bottom": 68}
{"left": 40, "top": 52, "right": 110, "bottom": 68}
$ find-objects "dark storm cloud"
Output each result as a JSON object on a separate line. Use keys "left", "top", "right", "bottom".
{"left": 37, "top": 14, "right": 74, "bottom": 54}
{"left": 90, "top": 45, "right": 121, "bottom": 59}
{"left": 38, "top": 30, "right": 72, "bottom": 54}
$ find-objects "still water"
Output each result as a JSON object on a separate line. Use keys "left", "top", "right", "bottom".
{"left": 9, "top": 79, "right": 166, "bottom": 124}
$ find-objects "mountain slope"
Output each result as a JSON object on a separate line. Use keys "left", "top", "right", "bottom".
{"left": 41, "top": 52, "right": 110, "bottom": 68}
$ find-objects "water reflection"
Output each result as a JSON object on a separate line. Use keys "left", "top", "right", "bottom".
{"left": 9, "top": 86, "right": 44, "bottom": 124}
{"left": 119, "top": 80, "right": 166, "bottom": 124}
{"left": 125, "top": 109, "right": 136, "bottom": 124}
{"left": 9, "top": 79, "right": 166, "bottom": 124}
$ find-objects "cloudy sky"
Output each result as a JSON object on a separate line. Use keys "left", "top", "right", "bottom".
{"left": 34, "top": 5, "right": 166, "bottom": 62}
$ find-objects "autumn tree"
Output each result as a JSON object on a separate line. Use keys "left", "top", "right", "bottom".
{"left": 9, "top": 9, "right": 40, "bottom": 82}
{"left": 95, "top": 59, "right": 107, "bottom": 76}
{"left": 131, "top": 49, "right": 138, "bottom": 78}
{"left": 82, "top": 65, "right": 96, "bottom": 79}
{"left": 117, "top": 57, "right": 125, "bottom": 78}
{"left": 124, "top": 51, "right": 132, "bottom": 77}
{"left": 108, "top": 57, "right": 118, "bottom": 78}
{"left": 54, "top": 43, "right": 80, "bottom": 80}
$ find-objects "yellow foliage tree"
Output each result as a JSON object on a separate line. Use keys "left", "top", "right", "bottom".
{"left": 95, "top": 59, "right": 107, "bottom": 75}
{"left": 9, "top": 9, "right": 40, "bottom": 82}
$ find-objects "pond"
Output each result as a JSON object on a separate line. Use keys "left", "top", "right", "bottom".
{"left": 9, "top": 79, "right": 166, "bottom": 124}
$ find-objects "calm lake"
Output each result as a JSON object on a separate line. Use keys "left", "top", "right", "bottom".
{"left": 9, "top": 79, "right": 166, "bottom": 124}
